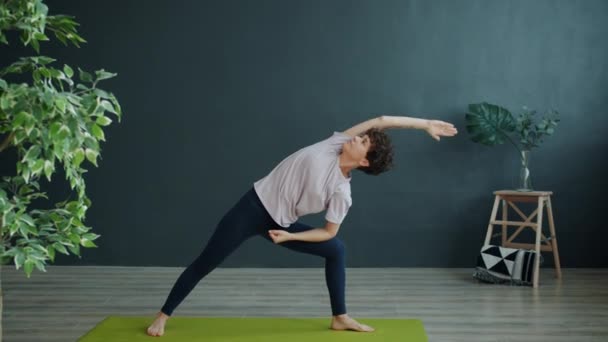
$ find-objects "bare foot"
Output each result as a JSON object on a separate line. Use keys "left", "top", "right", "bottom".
{"left": 330, "top": 314, "right": 375, "bottom": 332}
{"left": 147, "top": 312, "right": 169, "bottom": 337}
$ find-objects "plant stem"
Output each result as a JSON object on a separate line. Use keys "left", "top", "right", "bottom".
{"left": 503, "top": 132, "right": 523, "bottom": 159}
{"left": 0, "top": 132, "right": 15, "bottom": 152}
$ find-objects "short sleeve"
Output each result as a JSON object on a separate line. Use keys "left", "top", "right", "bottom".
{"left": 325, "top": 191, "right": 352, "bottom": 224}
{"left": 320, "top": 131, "right": 351, "bottom": 155}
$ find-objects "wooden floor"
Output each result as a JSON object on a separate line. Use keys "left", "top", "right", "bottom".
{"left": 1, "top": 267, "right": 607, "bottom": 341}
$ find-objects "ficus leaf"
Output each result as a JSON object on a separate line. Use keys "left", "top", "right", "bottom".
{"left": 63, "top": 64, "right": 74, "bottom": 78}
{"left": 85, "top": 149, "right": 98, "bottom": 166}
{"left": 91, "top": 124, "right": 105, "bottom": 141}
{"left": 96, "top": 115, "right": 112, "bottom": 126}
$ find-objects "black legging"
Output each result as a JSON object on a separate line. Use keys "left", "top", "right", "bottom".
{"left": 160, "top": 187, "right": 347, "bottom": 316}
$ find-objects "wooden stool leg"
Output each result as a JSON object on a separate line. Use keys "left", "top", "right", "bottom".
{"left": 546, "top": 197, "right": 562, "bottom": 279}
{"left": 501, "top": 199, "right": 507, "bottom": 246}
{"left": 484, "top": 195, "right": 501, "bottom": 246}
{"left": 533, "top": 197, "right": 545, "bottom": 288}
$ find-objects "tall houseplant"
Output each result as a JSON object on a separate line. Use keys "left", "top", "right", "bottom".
{"left": 0, "top": 0, "right": 121, "bottom": 338}
{"left": 465, "top": 102, "right": 559, "bottom": 191}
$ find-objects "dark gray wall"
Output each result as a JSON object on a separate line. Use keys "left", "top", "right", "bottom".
{"left": 2, "top": 0, "right": 607, "bottom": 267}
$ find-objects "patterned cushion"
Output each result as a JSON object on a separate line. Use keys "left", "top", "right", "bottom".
{"left": 473, "top": 245, "right": 541, "bottom": 286}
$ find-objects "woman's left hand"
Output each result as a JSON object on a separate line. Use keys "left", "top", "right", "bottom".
{"left": 425, "top": 120, "right": 458, "bottom": 141}
{"left": 268, "top": 230, "right": 293, "bottom": 244}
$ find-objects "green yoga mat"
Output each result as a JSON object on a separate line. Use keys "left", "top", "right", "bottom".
{"left": 78, "top": 316, "right": 427, "bottom": 341}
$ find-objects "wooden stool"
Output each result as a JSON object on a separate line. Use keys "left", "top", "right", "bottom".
{"left": 483, "top": 190, "right": 562, "bottom": 288}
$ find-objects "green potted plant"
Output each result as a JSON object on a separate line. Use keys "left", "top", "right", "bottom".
{"left": 465, "top": 102, "right": 559, "bottom": 191}
{"left": 0, "top": 0, "right": 122, "bottom": 337}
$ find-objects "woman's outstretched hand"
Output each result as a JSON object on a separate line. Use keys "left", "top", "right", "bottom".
{"left": 425, "top": 120, "right": 458, "bottom": 141}
{"left": 268, "top": 230, "right": 293, "bottom": 244}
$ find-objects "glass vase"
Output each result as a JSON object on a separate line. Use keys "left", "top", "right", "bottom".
{"left": 517, "top": 150, "right": 532, "bottom": 192}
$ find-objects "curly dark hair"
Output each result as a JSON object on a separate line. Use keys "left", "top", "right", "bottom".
{"left": 357, "top": 128, "right": 394, "bottom": 175}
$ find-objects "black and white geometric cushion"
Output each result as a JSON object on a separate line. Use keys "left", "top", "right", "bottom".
{"left": 480, "top": 245, "right": 518, "bottom": 277}
{"left": 474, "top": 245, "right": 539, "bottom": 285}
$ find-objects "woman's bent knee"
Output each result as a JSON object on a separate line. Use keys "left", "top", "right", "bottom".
{"left": 330, "top": 238, "right": 345, "bottom": 258}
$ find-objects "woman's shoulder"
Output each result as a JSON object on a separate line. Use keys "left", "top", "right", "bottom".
{"left": 333, "top": 182, "right": 351, "bottom": 197}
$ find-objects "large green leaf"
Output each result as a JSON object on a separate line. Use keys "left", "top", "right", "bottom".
{"left": 465, "top": 102, "right": 516, "bottom": 146}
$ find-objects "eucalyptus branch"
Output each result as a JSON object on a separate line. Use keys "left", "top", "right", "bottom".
{"left": 503, "top": 132, "right": 523, "bottom": 156}
{"left": 466, "top": 102, "right": 559, "bottom": 163}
